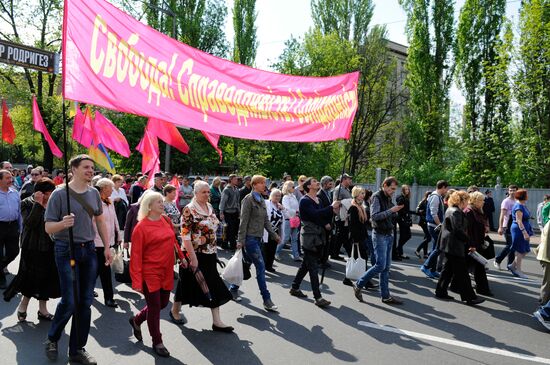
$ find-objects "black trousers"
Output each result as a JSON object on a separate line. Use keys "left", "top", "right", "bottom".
{"left": 263, "top": 237, "right": 278, "bottom": 270}
{"left": 416, "top": 222, "right": 431, "bottom": 255}
{"left": 468, "top": 256, "right": 490, "bottom": 294}
{"left": 95, "top": 247, "right": 114, "bottom": 301}
{"left": 292, "top": 249, "right": 321, "bottom": 299}
{"left": 436, "top": 253, "right": 477, "bottom": 302}
{"left": 395, "top": 221, "right": 412, "bottom": 256}
{"left": 224, "top": 211, "right": 239, "bottom": 249}
{"left": 0, "top": 221, "right": 20, "bottom": 274}
{"left": 331, "top": 221, "right": 350, "bottom": 258}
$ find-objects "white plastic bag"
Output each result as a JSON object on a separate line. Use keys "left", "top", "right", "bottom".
{"left": 345, "top": 244, "right": 366, "bottom": 280}
{"left": 110, "top": 246, "right": 124, "bottom": 274}
{"left": 222, "top": 248, "right": 244, "bottom": 286}
{"left": 469, "top": 250, "right": 488, "bottom": 266}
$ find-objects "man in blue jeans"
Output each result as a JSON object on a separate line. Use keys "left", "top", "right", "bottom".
{"left": 420, "top": 180, "right": 449, "bottom": 279}
{"left": 494, "top": 185, "right": 518, "bottom": 270}
{"left": 353, "top": 176, "right": 404, "bottom": 305}
{"left": 44, "top": 155, "right": 111, "bottom": 364}
{"left": 229, "top": 175, "right": 280, "bottom": 312}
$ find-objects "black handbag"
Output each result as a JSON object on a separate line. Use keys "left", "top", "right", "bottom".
{"left": 479, "top": 235, "right": 496, "bottom": 260}
{"left": 115, "top": 248, "right": 132, "bottom": 284}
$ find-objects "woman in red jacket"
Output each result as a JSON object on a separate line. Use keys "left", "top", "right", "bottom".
{"left": 128, "top": 192, "right": 183, "bottom": 358}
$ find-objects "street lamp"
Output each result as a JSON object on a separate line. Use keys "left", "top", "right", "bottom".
{"left": 138, "top": 0, "right": 176, "bottom": 173}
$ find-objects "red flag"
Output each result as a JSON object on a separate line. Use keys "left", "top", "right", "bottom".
{"left": 170, "top": 175, "right": 180, "bottom": 190}
{"left": 136, "top": 127, "right": 160, "bottom": 175}
{"left": 201, "top": 131, "right": 223, "bottom": 164}
{"left": 94, "top": 111, "right": 131, "bottom": 157}
{"left": 32, "top": 96, "right": 63, "bottom": 158}
{"left": 1, "top": 99, "right": 16, "bottom": 144}
{"left": 72, "top": 106, "right": 93, "bottom": 148}
{"left": 147, "top": 118, "right": 189, "bottom": 154}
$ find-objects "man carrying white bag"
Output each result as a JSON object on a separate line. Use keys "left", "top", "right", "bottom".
{"left": 222, "top": 249, "right": 244, "bottom": 287}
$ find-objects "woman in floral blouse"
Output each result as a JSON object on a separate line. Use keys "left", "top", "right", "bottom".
{"left": 171, "top": 181, "right": 233, "bottom": 332}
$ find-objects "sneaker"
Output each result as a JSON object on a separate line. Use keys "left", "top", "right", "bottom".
{"left": 507, "top": 264, "right": 520, "bottom": 277}
{"left": 382, "top": 296, "right": 404, "bottom": 305}
{"left": 534, "top": 311, "right": 550, "bottom": 331}
{"left": 352, "top": 282, "right": 363, "bottom": 302}
{"left": 230, "top": 290, "right": 242, "bottom": 302}
{"left": 44, "top": 339, "right": 58, "bottom": 361}
{"left": 431, "top": 271, "right": 440, "bottom": 278}
{"left": 292, "top": 255, "right": 303, "bottom": 262}
{"left": 69, "top": 349, "right": 97, "bottom": 365}
{"left": 493, "top": 260, "right": 502, "bottom": 270}
{"left": 263, "top": 299, "right": 278, "bottom": 312}
{"left": 289, "top": 288, "right": 308, "bottom": 298}
{"left": 274, "top": 254, "right": 281, "bottom": 261}
{"left": 314, "top": 297, "right": 331, "bottom": 308}
{"left": 420, "top": 265, "right": 436, "bottom": 279}
{"left": 516, "top": 271, "right": 529, "bottom": 279}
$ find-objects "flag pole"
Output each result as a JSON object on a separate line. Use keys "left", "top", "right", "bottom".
{"left": 62, "top": 98, "right": 80, "bottom": 342}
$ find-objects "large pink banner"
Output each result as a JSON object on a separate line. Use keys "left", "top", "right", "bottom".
{"left": 63, "top": 0, "right": 359, "bottom": 142}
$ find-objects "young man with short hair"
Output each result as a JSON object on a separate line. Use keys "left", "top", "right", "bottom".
{"left": 353, "top": 176, "right": 403, "bottom": 304}
{"left": 231, "top": 175, "right": 280, "bottom": 311}
{"left": 419, "top": 180, "right": 449, "bottom": 279}
{"left": 44, "top": 155, "right": 111, "bottom": 365}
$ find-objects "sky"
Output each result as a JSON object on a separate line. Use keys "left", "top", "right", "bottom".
{"left": 226, "top": 0, "right": 523, "bottom": 71}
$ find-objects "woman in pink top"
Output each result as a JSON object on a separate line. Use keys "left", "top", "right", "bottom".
{"left": 93, "top": 178, "right": 120, "bottom": 308}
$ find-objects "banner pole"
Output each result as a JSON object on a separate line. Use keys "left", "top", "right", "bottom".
{"left": 62, "top": 98, "right": 80, "bottom": 343}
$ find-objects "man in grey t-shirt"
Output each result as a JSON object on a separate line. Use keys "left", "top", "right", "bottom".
{"left": 44, "top": 155, "right": 110, "bottom": 365}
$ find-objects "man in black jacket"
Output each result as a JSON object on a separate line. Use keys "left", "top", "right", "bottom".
{"left": 317, "top": 176, "right": 334, "bottom": 269}
{"left": 353, "top": 177, "right": 404, "bottom": 305}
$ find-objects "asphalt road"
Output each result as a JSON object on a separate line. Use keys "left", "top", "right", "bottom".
{"left": 0, "top": 235, "right": 548, "bottom": 365}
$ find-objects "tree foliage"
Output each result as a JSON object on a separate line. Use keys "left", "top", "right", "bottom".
{"left": 399, "top": 0, "right": 454, "bottom": 166}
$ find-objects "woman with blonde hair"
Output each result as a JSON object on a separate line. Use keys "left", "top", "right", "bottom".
{"left": 129, "top": 192, "right": 184, "bottom": 357}
{"left": 435, "top": 191, "right": 484, "bottom": 306}
{"left": 464, "top": 191, "right": 492, "bottom": 296}
{"left": 348, "top": 186, "right": 370, "bottom": 263}
{"left": 280, "top": 180, "right": 301, "bottom": 261}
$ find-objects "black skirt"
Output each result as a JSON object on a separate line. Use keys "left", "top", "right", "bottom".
{"left": 175, "top": 252, "right": 232, "bottom": 308}
{"left": 4, "top": 248, "right": 61, "bottom": 302}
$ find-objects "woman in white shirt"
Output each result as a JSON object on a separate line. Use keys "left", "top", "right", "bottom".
{"left": 263, "top": 189, "right": 287, "bottom": 271}
{"left": 94, "top": 178, "right": 120, "bottom": 308}
{"left": 280, "top": 180, "right": 301, "bottom": 261}
{"left": 110, "top": 174, "right": 129, "bottom": 233}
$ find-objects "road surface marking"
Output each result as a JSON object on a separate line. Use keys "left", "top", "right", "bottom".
{"left": 357, "top": 321, "right": 550, "bottom": 364}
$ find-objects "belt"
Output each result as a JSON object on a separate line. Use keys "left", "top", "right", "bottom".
{"left": 0, "top": 220, "right": 17, "bottom": 225}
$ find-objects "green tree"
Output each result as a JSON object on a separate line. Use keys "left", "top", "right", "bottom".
{"left": 232, "top": 0, "right": 257, "bottom": 66}
{"left": 399, "top": 0, "right": 454, "bottom": 165}
{"left": 455, "top": 0, "right": 512, "bottom": 185}
{"left": 515, "top": 0, "right": 550, "bottom": 186}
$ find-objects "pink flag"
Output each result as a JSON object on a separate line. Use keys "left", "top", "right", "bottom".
{"left": 32, "top": 96, "right": 63, "bottom": 158}
{"left": 72, "top": 106, "right": 93, "bottom": 148}
{"left": 63, "top": 0, "right": 359, "bottom": 143}
{"left": 201, "top": 131, "right": 223, "bottom": 164}
{"left": 94, "top": 111, "right": 131, "bottom": 157}
{"left": 147, "top": 118, "right": 189, "bottom": 154}
{"left": 136, "top": 128, "right": 160, "bottom": 175}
